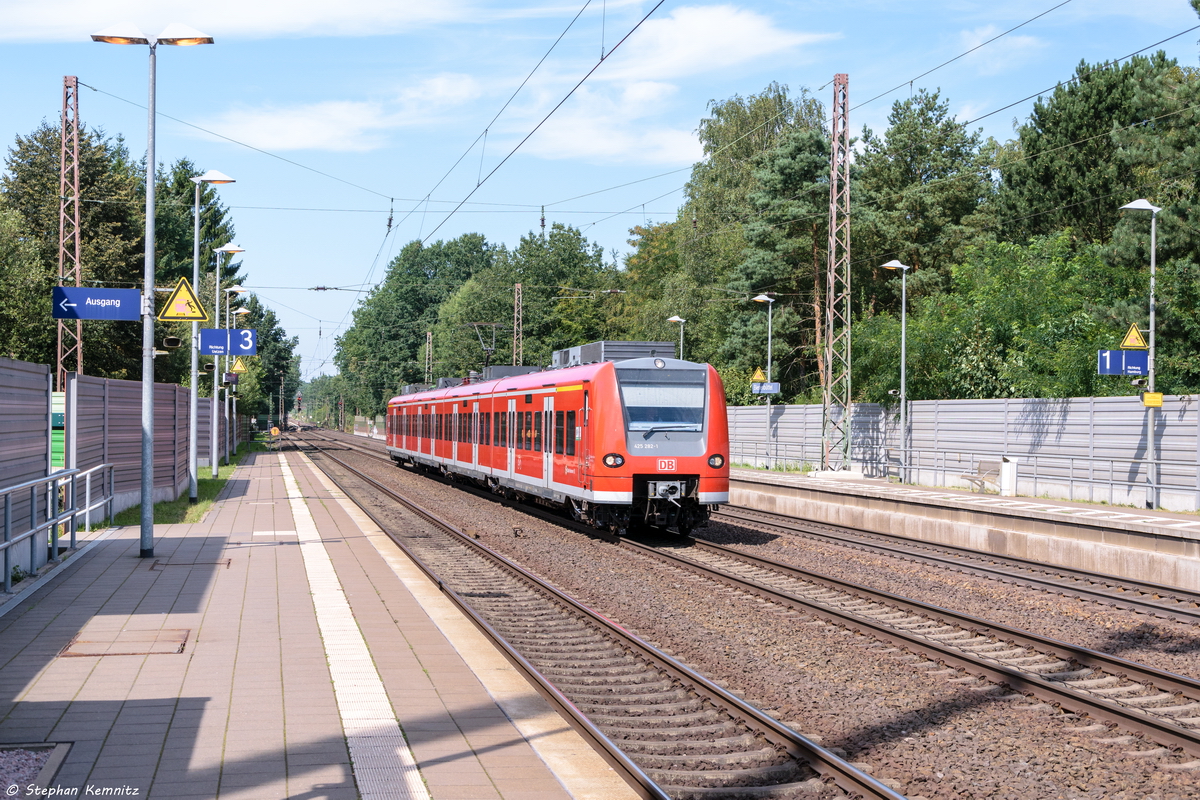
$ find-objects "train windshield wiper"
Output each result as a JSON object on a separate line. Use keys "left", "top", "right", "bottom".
{"left": 640, "top": 424, "right": 698, "bottom": 439}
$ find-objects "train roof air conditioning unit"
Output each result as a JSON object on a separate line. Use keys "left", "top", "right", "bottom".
{"left": 551, "top": 340, "right": 676, "bottom": 369}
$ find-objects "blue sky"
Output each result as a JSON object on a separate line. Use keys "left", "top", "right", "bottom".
{"left": 2, "top": 0, "right": 1199, "bottom": 380}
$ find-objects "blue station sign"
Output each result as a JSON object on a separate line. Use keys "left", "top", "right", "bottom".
{"left": 200, "top": 328, "right": 257, "bottom": 356}
{"left": 52, "top": 287, "right": 141, "bottom": 321}
{"left": 751, "top": 382, "right": 781, "bottom": 394}
{"left": 1098, "top": 349, "right": 1149, "bottom": 376}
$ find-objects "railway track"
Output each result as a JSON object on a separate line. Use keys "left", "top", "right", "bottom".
{"left": 300, "top": 428, "right": 1200, "bottom": 764}
{"left": 624, "top": 535, "right": 1200, "bottom": 765}
{"left": 291, "top": 432, "right": 903, "bottom": 800}
{"left": 713, "top": 506, "right": 1200, "bottom": 625}
{"left": 308, "top": 428, "right": 1200, "bottom": 627}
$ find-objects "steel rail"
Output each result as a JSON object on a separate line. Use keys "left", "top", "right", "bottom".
{"left": 293, "top": 438, "right": 668, "bottom": 800}
{"left": 621, "top": 536, "right": 1200, "bottom": 757}
{"left": 293, "top": 433, "right": 904, "bottom": 800}
{"left": 715, "top": 505, "right": 1200, "bottom": 623}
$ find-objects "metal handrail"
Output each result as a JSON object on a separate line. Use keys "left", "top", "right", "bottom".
{"left": 1, "top": 463, "right": 115, "bottom": 593}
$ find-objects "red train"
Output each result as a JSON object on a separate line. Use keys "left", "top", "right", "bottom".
{"left": 385, "top": 349, "right": 730, "bottom": 536}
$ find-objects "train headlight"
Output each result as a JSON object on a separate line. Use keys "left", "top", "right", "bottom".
{"left": 707, "top": 454, "right": 725, "bottom": 468}
{"left": 603, "top": 453, "right": 625, "bottom": 468}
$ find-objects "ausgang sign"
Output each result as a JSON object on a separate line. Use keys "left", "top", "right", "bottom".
{"left": 52, "top": 287, "right": 141, "bottom": 321}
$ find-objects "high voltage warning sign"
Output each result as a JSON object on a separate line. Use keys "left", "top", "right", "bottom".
{"left": 230, "top": 356, "right": 250, "bottom": 374}
{"left": 751, "top": 367, "right": 767, "bottom": 382}
{"left": 158, "top": 278, "right": 208, "bottom": 322}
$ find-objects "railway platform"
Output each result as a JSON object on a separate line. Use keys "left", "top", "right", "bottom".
{"left": 0, "top": 449, "right": 636, "bottom": 800}
{"left": 731, "top": 467, "right": 1200, "bottom": 592}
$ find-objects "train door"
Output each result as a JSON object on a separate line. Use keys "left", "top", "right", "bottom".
{"left": 452, "top": 406, "right": 460, "bottom": 464}
{"left": 504, "top": 397, "right": 516, "bottom": 480}
{"left": 471, "top": 401, "right": 479, "bottom": 468}
{"left": 580, "top": 388, "right": 590, "bottom": 484}
{"left": 541, "top": 395, "right": 553, "bottom": 489}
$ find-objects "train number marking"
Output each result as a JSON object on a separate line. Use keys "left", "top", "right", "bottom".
{"left": 657, "top": 459, "right": 676, "bottom": 471}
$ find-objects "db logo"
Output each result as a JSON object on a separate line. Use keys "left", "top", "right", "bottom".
{"left": 657, "top": 458, "right": 676, "bottom": 471}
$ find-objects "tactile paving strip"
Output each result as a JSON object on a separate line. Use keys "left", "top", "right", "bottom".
{"left": 278, "top": 454, "right": 430, "bottom": 800}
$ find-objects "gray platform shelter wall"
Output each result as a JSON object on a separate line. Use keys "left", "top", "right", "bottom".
{"left": 730, "top": 394, "right": 1200, "bottom": 511}
{"left": 0, "top": 358, "right": 53, "bottom": 574}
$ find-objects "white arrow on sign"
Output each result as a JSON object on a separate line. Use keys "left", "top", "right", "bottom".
{"left": 59, "top": 298, "right": 76, "bottom": 313}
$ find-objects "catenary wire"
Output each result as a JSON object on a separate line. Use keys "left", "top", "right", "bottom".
{"left": 419, "top": 0, "right": 667, "bottom": 244}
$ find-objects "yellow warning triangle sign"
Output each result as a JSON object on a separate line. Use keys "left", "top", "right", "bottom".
{"left": 1120, "top": 323, "right": 1148, "bottom": 349}
{"left": 230, "top": 356, "right": 249, "bottom": 374}
{"left": 751, "top": 367, "right": 767, "bottom": 382}
{"left": 157, "top": 278, "right": 209, "bottom": 322}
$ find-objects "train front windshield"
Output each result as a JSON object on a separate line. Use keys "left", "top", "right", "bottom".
{"left": 615, "top": 367, "right": 707, "bottom": 431}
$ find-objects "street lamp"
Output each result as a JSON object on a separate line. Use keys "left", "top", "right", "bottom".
{"left": 882, "top": 260, "right": 911, "bottom": 482}
{"left": 224, "top": 289, "right": 248, "bottom": 465}
{"left": 1119, "top": 199, "right": 1162, "bottom": 508}
{"left": 211, "top": 244, "right": 244, "bottom": 477}
{"left": 188, "top": 170, "right": 234, "bottom": 504}
{"left": 667, "top": 316, "right": 685, "bottom": 360}
{"left": 229, "top": 307, "right": 251, "bottom": 457}
{"left": 93, "top": 22, "right": 214, "bottom": 558}
{"left": 752, "top": 294, "right": 775, "bottom": 464}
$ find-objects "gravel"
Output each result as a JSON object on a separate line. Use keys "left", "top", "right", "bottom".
{"left": 331, "top": 443, "right": 1200, "bottom": 799}
{"left": 0, "top": 748, "right": 49, "bottom": 794}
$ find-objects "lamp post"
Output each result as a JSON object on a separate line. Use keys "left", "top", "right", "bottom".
{"left": 667, "top": 316, "right": 686, "bottom": 360}
{"left": 752, "top": 294, "right": 775, "bottom": 464}
{"left": 882, "top": 260, "right": 911, "bottom": 482}
{"left": 92, "top": 23, "right": 213, "bottom": 558}
{"left": 230, "top": 307, "right": 251, "bottom": 456}
{"left": 188, "top": 170, "right": 234, "bottom": 504}
{"left": 1119, "top": 199, "right": 1162, "bottom": 509}
{"left": 224, "top": 290, "right": 248, "bottom": 464}
{"left": 211, "top": 244, "right": 244, "bottom": 477}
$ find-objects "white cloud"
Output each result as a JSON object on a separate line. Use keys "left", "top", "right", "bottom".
{"left": 598, "top": 4, "right": 837, "bottom": 82}
{"left": 196, "top": 74, "right": 482, "bottom": 152}
{"left": 206, "top": 100, "right": 395, "bottom": 152}
{"left": 521, "top": 82, "right": 702, "bottom": 165}
{"left": 957, "top": 24, "right": 1046, "bottom": 76}
{"left": 0, "top": 0, "right": 470, "bottom": 42}
{"left": 397, "top": 74, "right": 484, "bottom": 110}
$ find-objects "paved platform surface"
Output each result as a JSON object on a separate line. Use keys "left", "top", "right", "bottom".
{"left": 0, "top": 449, "right": 635, "bottom": 800}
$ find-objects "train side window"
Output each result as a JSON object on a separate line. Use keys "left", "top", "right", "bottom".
{"left": 523, "top": 411, "right": 531, "bottom": 450}
{"left": 533, "top": 411, "right": 542, "bottom": 452}
{"left": 565, "top": 410, "right": 576, "bottom": 456}
{"left": 583, "top": 390, "right": 589, "bottom": 426}
{"left": 554, "top": 411, "right": 564, "bottom": 455}
{"left": 516, "top": 412, "right": 525, "bottom": 450}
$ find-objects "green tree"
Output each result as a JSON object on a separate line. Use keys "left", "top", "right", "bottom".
{"left": 995, "top": 53, "right": 1178, "bottom": 245}
{"left": 235, "top": 293, "right": 299, "bottom": 417}
{"left": 432, "top": 224, "right": 617, "bottom": 377}
{"left": 855, "top": 88, "right": 994, "bottom": 303}
{"left": 1, "top": 122, "right": 144, "bottom": 377}
{"left": 335, "top": 233, "right": 492, "bottom": 414}
{"left": 853, "top": 234, "right": 1143, "bottom": 401}
{"left": 0, "top": 206, "right": 48, "bottom": 361}
{"left": 731, "top": 126, "right": 831, "bottom": 400}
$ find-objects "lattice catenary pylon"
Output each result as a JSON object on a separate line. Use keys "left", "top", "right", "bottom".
{"left": 822, "top": 74, "right": 852, "bottom": 470}
{"left": 512, "top": 283, "right": 523, "bottom": 366}
{"left": 57, "top": 75, "right": 82, "bottom": 391}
